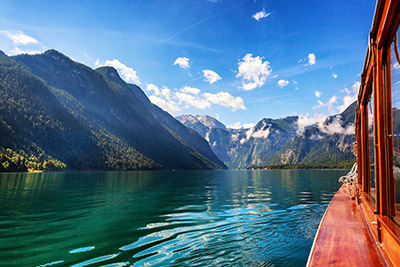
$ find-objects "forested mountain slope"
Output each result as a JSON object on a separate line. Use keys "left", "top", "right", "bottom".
{"left": 0, "top": 50, "right": 226, "bottom": 171}
{"left": 177, "top": 102, "right": 357, "bottom": 169}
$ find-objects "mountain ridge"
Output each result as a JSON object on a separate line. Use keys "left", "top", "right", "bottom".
{"left": 0, "top": 49, "right": 226, "bottom": 171}
{"left": 177, "top": 102, "right": 357, "bottom": 169}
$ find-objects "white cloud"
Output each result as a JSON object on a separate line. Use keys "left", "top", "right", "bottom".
{"left": 95, "top": 59, "right": 140, "bottom": 84}
{"left": 203, "top": 92, "right": 245, "bottom": 111}
{"left": 297, "top": 113, "right": 354, "bottom": 136}
{"left": 202, "top": 69, "right": 221, "bottom": 84}
{"left": 9, "top": 46, "right": 43, "bottom": 56}
{"left": 318, "top": 116, "right": 354, "bottom": 135}
{"left": 252, "top": 9, "right": 270, "bottom": 21}
{"left": 277, "top": 79, "right": 289, "bottom": 88}
{"left": 147, "top": 83, "right": 161, "bottom": 95}
{"left": 313, "top": 95, "right": 338, "bottom": 114}
{"left": 149, "top": 95, "right": 181, "bottom": 115}
{"left": 337, "top": 81, "right": 360, "bottom": 113}
{"left": 180, "top": 86, "right": 200, "bottom": 95}
{"left": 244, "top": 128, "right": 254, "bottom": 141}
{"left": 243, "top": 123, "right": 257, "bottom": 129}
{"left": 332, "top": 73, "right": 338, "bottom": 78}
{"left": 0, "top": 30, "right": 38, "bottom": 45}
{"left": 307, "top": 53, "right": 316, "bottom": 65}
{"left": 160, "top": 87, "right": 172, "bottom": 100}
{"left": 175, "top": 92, "right": 211, "bottom": 109}
{"left": 239, "top": 121, "right": 273, "bottom": 143}
{"left": 393, "top": 63, "right": 400, "bottom": 69}
{"left": 173, "top": 57, "right": 190, "bottom": 69}
{"left": 147, "top": 84, "right": 182, "bottom": 114}
{"left": 146, "top": 84, "right": 172, "bottom": 100}
{"left": 297, "top": 113, "right": 328, "bottom": 135}
{"left": 228, "top": 122, "right": 256, "bottom": 129}
{"left": 250, "top": 126, "right": 271, "bottom": 139}
{"left": 0, "top": 30, "right": 44, "bottom": 56}
{"left": 236, "top": 53, "right": 272, "bottom": 90}
{"left": 309, "top": 133, "right": 324, "bottom": 140}
{"left": 146, "top": 84, "right": 246, "bottom": 114}
{"left": 352, "top": 81, "right": 360, "bottom": 92}
{"left": 315, "top": 91, "right": 322, "bottom": 98}
{"left": 337, "top": 95, "right": 356, "bottom": 113}
{"left": 175, "top": 90, "right": 244, "bottom": 111}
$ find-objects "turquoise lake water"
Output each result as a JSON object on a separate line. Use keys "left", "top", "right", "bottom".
{"left": 0, "top": 169, "right": 345, "bottom": 266}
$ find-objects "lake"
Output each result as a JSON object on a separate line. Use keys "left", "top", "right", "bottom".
{"left": 0, "top": 169, "right": 345, "bottom": 267}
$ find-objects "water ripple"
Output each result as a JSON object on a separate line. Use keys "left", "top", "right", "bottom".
{"left": 70, "top": 253, "right": 120, "bottom": 267}
{"left": 69, "top": 246, "right": 95, "bottom": 254}
{"left": 0, "top": 169, "right": 344, "bottom": 266}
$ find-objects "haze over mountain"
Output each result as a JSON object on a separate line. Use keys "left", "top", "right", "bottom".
{"left": 0, "top": 49, "right": 226, "bottom": 171}
{"left": 177, "top": 102, "right": 357, "bottom": 169}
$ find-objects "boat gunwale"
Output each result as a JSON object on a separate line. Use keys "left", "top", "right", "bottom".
{"left": 305, "top": 186, "right": 335, "bottom": 266}
{"left": 307, "top": 184, "right": 387, "bottom": 266}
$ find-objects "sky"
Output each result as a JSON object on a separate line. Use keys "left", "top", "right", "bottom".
{"left": 0, "top": 0, "right": 377, "bottom": 128}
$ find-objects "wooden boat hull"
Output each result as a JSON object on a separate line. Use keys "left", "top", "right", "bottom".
{"left": 307, "top": 185, "right": 387, "bottom": 266}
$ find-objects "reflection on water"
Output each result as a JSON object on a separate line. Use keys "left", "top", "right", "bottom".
{"left": 0, "top": 169, "right": 343, "bottom": 266}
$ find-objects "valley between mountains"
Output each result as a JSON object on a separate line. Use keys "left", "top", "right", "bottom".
{"left": 177, "top": 102, "right": 356, "bottom": 169}
{"left": 0, "top": 49, "right": 356, "bottom": 172}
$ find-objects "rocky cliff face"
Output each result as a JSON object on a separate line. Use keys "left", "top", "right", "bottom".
{"left": 177, "top": 102, "right": 357, "bottom": 169}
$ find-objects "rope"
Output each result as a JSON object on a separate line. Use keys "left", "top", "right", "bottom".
{"left": 339, "top": 162, "right": 358, "bottom": 184}
{"left": 339, "top": 162, "right": 359, "bottom": 199}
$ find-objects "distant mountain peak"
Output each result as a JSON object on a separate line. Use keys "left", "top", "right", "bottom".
{"left": 177, "top": 103, "right": 356, "bottom": 169}
{"left": 176, "top": 114, "right": 226, "bottom": 130}
{"left": 0, "top": 50, "right": 6, "bottom": 57}
{"left": 43, "top": 49, "right": 69, "bottom": 59}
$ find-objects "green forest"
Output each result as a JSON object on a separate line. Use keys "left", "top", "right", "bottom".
{"left": 0, "top": 148, "right": 66, "bottom": 172}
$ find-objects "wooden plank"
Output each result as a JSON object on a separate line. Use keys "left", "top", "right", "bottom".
{"left": 378, "top": 216, "right": 400, "bottom": 266}
{"left": 307, "top": 185, "right": 387, "bottom": 266}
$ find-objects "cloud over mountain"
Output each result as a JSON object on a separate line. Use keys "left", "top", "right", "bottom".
{"left": 95, "top": 59, "right": 140, "bottom": 84}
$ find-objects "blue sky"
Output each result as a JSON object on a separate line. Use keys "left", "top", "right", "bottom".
{"left": 0, "top": 0, "right": 376, "bottom": 128}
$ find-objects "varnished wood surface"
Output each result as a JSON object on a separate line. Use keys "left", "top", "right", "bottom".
{"left": 307, "top": 185, "right": 387, "bottom": 266}
{"left": 354, "top": 1, "right": 400, "bottom": 264}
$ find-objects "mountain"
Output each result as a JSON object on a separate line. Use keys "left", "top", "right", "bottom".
{"left": 177, "top": 114, "right": 300, "bottom": 169}
{"left": 269, "top": 102, "right": 357, "bottom": 167}
{"left": 0, "top": 49, "right": 226, "bottom": 171}
{"left": 176, "top": 102, "right": 357, "bottom": 169}
{"left": 176, "top": 114, "right": 226, "bottom": 138}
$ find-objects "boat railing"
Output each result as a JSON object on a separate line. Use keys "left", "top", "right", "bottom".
{"left": 339, "top": 162, "right": 359, "bottom": 199}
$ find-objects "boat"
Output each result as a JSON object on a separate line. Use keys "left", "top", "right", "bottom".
{"left": 307, "top": 0, "right": 400, "bottom": 266}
